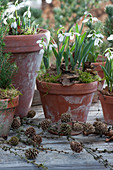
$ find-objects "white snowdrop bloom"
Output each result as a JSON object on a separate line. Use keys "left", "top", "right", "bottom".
{"left": 28, "top": 10, "right": 31, "bottom": 18}
{"left": 84, "top": 11, "right": 88, "bottom": 15}
{"left": 87, "top": 33, "right": 93, "bottom": 38}
{"left": 74, "top": 32, "right": 80, "bottom": 36}
{"left": 64, "top": 33, "right": 72, "bottom": 37}
{"left": 92, "top": 17, "right": 98, "bottom": 22}
{"left": 96, "top": 33, "right": 104, "bottom": 39}
{"left": 36, "top": 40, "right": 43, "bottom": 47}
{"left": 49, "top": 43, "right": 58, "bottom": 50}
{"left": 107, "top": 34, "right": 113, "bottom": 41}
{"left": 45, "top": 31, "right": 50, "bottom": 44}
{"left": 39, "top": 49, "right": 44, "bottom": 55}
{"left": 94, "top": 38, "right": 103, "bottom": 46}
{"left": 82, "top": 18, "right": 89, "bottom": 23}
{"left": 105, "top": 51, "right": 113, "bottom": 61}
{"left": 23, "top": 11, "right": 27, "bottom": 17}
{"left": 11, "top": 22, "right": 17, "bottom": 29}
{"left": 3, "top": 18, "right": 7, "bottom": 25}
{"left": 58, "top": 33, "right": 64, "bottom": 42}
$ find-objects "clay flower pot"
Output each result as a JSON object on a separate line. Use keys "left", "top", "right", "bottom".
{"left": 4, "top": 29, "right": 50, "bottom": 118}
{"left": 36, "top": 80, "right": 98, "bottom": 122}
{"left": 0, "top": 96, "right": 19, "bottom": 137}
{"left": 92, "top": 56, "right": 106, "bottom": 103}
{"left": 99, "top": 92, "right": 113, "bottom": 124}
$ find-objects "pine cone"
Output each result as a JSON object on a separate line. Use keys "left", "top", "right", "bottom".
{"left": 61, "top": 112, "right": 72, "bottom": 123}
{"left": 11, "top": 117, "right": 21, "bottom": 129}
{"left": 25, "top": 148, "right": 39, "bottom": 159}
{"left": 59, "top": 123, "right": 71, "bottom": 136}
{"left": 25, "top": 127, "right": 36, "bottom": 138}
{"left": 9, "top": 136, "right": 19, "bottom": 146}
{"left": 32, "top": 134, "right": 42, "bottom": 146}
{"left": 93, "top": 121, "right": 108, "bottom": 135}
{"left": 27, "top": 110, "right": 36, "bottom": 118}
{"left": 40, "top": 119, "right": 52, "bottom": 131}
{"left": 72, "top": 122, "right": 83, "bottom": 132}
{"left": 83, "top": 123, "right": 95, "bottom": 135}
{"left": 70, "top": 141, "right": 83, "bottom": 153}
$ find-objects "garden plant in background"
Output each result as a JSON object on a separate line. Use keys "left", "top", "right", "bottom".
{"left": 0, "top": 5, "right": 20, "bottom": 137}
{"left": 99, "top": 46, "right": 113, "bottom": 124}
{"left": 2, "top": 0, "right": 50, "bottom": 118}
{"left": 37, "top": 22, "right": 101, "bottom": 123}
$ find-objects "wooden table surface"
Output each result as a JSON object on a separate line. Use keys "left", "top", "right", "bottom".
{"left": 0, "top": 101, "right": 113, "bottom": 170}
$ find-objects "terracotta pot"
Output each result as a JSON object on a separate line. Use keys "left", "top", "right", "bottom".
{"left": 0, "top": 96, "right": 19, "bottom": 137}
{"left": 36, "top": 80, "right": 98, "bottom": 122}
{"left": 92, "top": 56, "right": 106, "bottom": 103}
{"left": 99, "top": 92, "right": 113, "bottom": 124}
{"left": 4, "top": 29, "right": 50, "bottom": 117}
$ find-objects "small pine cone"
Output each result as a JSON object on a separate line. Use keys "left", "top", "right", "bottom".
{"left": 93, "top": 121, "right": 108, "bottom": 135}
{"left": 27, "top": 110, "right": 36, "bottom": 118}
{"left": 25, "top": 148, "right": 39, "bottom": 160}
{"left": 72, "top": 122, "right": 83, "bottom": 132}
{"left": 40, "top": 119, "right": 52, "bottom": 131}
{"left": 11, "top": 117, "right": 21, "bottom": 129}
{"left": 83, "top": 123, "right": 95, "bottom": 135}
{"left": 61, "top": 112, "right": 72, "bottom": 123}
{"left": 9, "top": 136, "right": 19, "bottom": 146}
{"left": 60, "top": 123, "right": 71, "bottom": 136}
{"left": 70, "top": 141, "right": 83, "bottom": 153}
{"left": 25, "top": 127, "right": 36, "bottom": 138}
{"left": 32, "top": 134, "right": 42, "bottom": 146}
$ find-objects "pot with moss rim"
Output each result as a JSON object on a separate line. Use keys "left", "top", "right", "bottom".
{"left": 4, "top": 29, "right": 50, "bottom": 118}
{"left": 36, "top": 80, "right": 98, "bottom": 123}
{"left": 0, "top": 95, "right": 19, "bottom": 137}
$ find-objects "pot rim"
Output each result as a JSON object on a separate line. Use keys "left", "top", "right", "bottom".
{"left": 0, "top": 95, "right": 19, "bottom": 110}
{"left": 36, "top": 79, "right": 98, "bottom": 95}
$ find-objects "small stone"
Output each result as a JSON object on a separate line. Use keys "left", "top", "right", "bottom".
{"left": 70, "top": 141, "right": 83, "bottom": 153}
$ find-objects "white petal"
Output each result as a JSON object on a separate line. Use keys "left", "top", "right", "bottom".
{"left": 36, "top": 40, "right": 42, "bottom": 44}
{"left": 28, "top": 11, "right": 31, "bottom": 18}
{"left": 82, "top": 18, "right": 89, "bottom": 23}
{"left": 92, "top": 17, "right": 98, "bottom": 22}
{"left": 64, "top": 33, "right": 72, "bottom": 37}
{"left": 74, "top": 32, "right": 80, "bottom": 36}
{"left": 107, "top": 35, "right": 113, "bottom": 41}
{"left": 96, "top": 33, "right": 104, "bottom": 38}
{"left": 58, "top": 33, "right": 64, "bottom": 42}
{"left": 39, "top": 49, "right": 44, "bottom": 54}
{"left": 87, "top": 34, "right": 93, "bottom": 38}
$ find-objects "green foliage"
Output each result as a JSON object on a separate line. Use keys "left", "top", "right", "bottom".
{"left": 53, "top": 0, "right": 109, "bottom": 32}
{"left": 104, "top": 5, "right": 113, "bottom": 46}
{"left": 101, "top": 48, "right": 113, "bottom": 93}
{"left": 0, "top": 7, "right": 18, "bottom": 90}
{"left": 78, "top": 71, "right": 100, "bottom": 83}
{"left": 37, "top": 72, "right": 61, "bottom": 83}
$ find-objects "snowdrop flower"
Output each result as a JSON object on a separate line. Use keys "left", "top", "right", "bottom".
{"left": 87, "top": 33, "right": 94, "bottom": 38}
{"left": 82, "top": 16, "right": 98, "bottom": 24}
{"left": 36, "top": 40, "right": 47, "bottom": 48}
{"left": 58, "top": 33, "right": 64, "bottom": 42}
{"left": 11, "top": 22, "right": 17, "bottom": 29}
{"left": 96, "top": 33, "right": 104, "bottom": 39}
{"left": 49, "top": 43, "right": 58, "bottom": 50}
{"left": 107, "top": 34, "right": 113, "bottom": 41}
{"left": 39, "top": 49, "right": 44, "bottom": 55}
{"left": 94, "top": 38, "right": 103, "bottom": 46}
{"left": 3, "top": 18, "right": 7, "bottom": 25}
{"left": 45, "top": 31, "right": 50, "bottom": 44}
{"left": 105, "top": 51, "right": 113, "bottom": 61}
